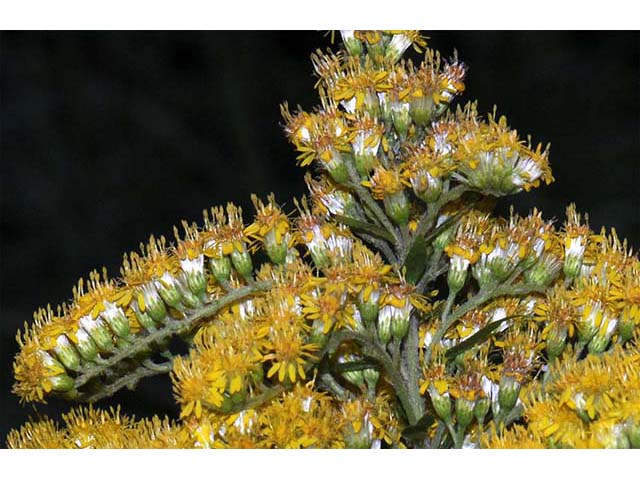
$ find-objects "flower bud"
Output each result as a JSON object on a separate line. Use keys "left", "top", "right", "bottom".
{"left": 309, "top": 319, "right": 329, "bottom": 349}
{"left": 135, "top": 310, "right": 157, "bottom": 331}
{"left": 340, "top": 30, "right": 363, "bottom": 57}
{"left": 618, "top": 318, "right": 634, "bottom": 344}
{"left": 178, "top": 282, "right": 201, "bottom": 309}
{"left": 264, "top": 230, "right": 289, "bottom": 265}
{"left": 154, "top": 273, "right": 183, "bottom": 309}
{"left": 391, "top": 311, "right": 410, "bottom": 341}
{"left": 357, "top": 290, "right": 380, "bottom": 326}
{"left": 342, "top": 368, "right": 366, "bottom": 389}
{"left": 474, "top": 397, "right": 491, "bottom": 424}
{"left": 79, "top": 315, "right": 114, "bottom": 352}
{"left": 455, "top": 398, "right": 475, "bottom": 429}
{"left": 48, "top": 373, "right": 75, "bottom": 392}
{"left": 53, "top": 335, "right": 81, "bottom": 371}
{"left": 409, "top": 95, "right": 434, "bottom": 126}
{"left": 100, "top": 302, "right": 130, "bottom": 339}
{"left": 429, "top": 386, "right": 452, "bottom": 422}
{"left": 447, "top": 256, "right": 470, "bottom": 293}
{"left": 383, "top": 191, "right": 409, "bottom": 226}
{"left": 498, "top": 376, "right": 521, "bottom": 413}
{"left": 209, "top": 256, "right": 232, "bottom": 283}
{"left": 391, "top": 102, "right": 411, "bottom": 138}
{"left": 588, "top": 318, "right": 617, "bottom": 354}
{"left": 525, "top": 253, "right": 561, "bottom": 287}
{"left": 179, "top": 255, "right": 207, "bottom": 296}
{"left": 545, "top": 327, "right": 567, "bottom": 361}
{"left": 139, "top": 283, "right": 167, "bottom": 322}
{"left": 563, "top": 237, "right": 585, "bottom": 279}
{"left": 626, "top": 422, "right": 640, "bottom": 448}
{"left": 75, "top": 328, "right": 99, "bottom": 361}
{"left": 377, "top": 311, "right": 392, "bottom": 344}
{"left": 230, "top": 248, "right": 253, "bottom": 280}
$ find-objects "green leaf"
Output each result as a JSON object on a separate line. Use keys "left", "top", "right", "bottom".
{"left": 333, "top": 360, "right": 378, "bottom": 373}
{"left": 403, "top": 236, "right": 428, "bottom": 284}
{"left": 333, "top": 215, "right": 395, "bottom": 243}
{"left": 444, "top": 316, "right": 510, "bottom": 360}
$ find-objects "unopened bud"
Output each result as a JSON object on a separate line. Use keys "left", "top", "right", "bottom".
{"left": 53, "top": 335, "right": 81, "bottom": 371}
{"left": 447, "top": 256, "right": 470, "bottom": 293}
{"left": 391, "top": 102, "right": 411, "bottom": 138}
{"left": 79, "top": 315, "right": 113, "bottom": 352}
{"left": 48, "top": 373, "right": 75, "bottom": 392}
{"left": 383, "top": 191, "right": 410, "bottom": 226}
{"left": 75, "top": 328, "right": 98, "bottom": 362}
{"left": 357, "top": 290, "right": 380, "bottom": 326}
{"left": 231, "top": 248, "right": 254, "bottom": 279}
{"left": 264, "top": 230, "right": 288, "bottom": 265}
{"left": 498, "top": 376, "right": 521, "bottom": 413}
{"left": 139, "top": 283, "right": 167, "bottom": 322}
{"left": 474, "top": 397, "right": 491, "bottom": 424}
{"left": 429, "top": 386, "right": 452, "bottom": 422}
{"left": 409, "top": 95, "right": 434, "bottom": 126}
{"left": 377, "top": 312, "right": 392, "bottom": 344}
{"left": 455, "top": 398, "right": 475, "bottom": 429}
{"left": 209, "top": 256, "right": 232, "bottom": 283}
{"left": 100, "top": 302, "right": 130, "bottom": 339}
{"left": 154, "top": 273, "right": 183, "bottom": 309}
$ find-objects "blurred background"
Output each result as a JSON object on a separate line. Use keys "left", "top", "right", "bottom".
{"left": 1, "top": 31, "right": 638, "bottom": 443}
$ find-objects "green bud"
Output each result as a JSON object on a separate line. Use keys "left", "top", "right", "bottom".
{"left": 377, "top": 312, "right": 392, "bottom": 344}
{"left": 546, "top": 327, "right": 567, "bottom": 361}
{"left": 563, "top": 254, "right": 583, "bottom": 280}
{"left": 474, "top": 397, "right": 491, "bottom": 424}
{"left": 264, "top": 230, "right": 288, "bottom": 265}
{"left": 525, "top": 254, "right": 561, "bottom": 287}
{"left": 154, "top": 275, "right": 183, "bottom": 309}
{"left": 383, "top": 191, "right": 410, "bottom": 226}
{"left": 455, "top": 398, "right": 475, "bottom": 429}
{"left": 409, "top": 95, "right": 434, "bottom": 126}
{"left": 75, "top": 328, "right": 98, "bottom": 362}
{"left": 357, "top": 290, "right": 380, "bottom": 326}
{"left": 472, "top": 261, "right": 494, "bottom": 290}
{"left": 49, "top": 373, "right": 75, "bottom": 392}
{"left": 447, "top": 260, "right": 469, "bottom": 293}
{"left": 626, "top": 423, "right": 640, "bottom": 448}
{"left": 209, "top": 256, "right": 232, "bottom": 283}
{"left": 498, "top": 376, "right": 521, "bottom": 413}
{"left": 140, "top": 284, "right": 167, "bottom": 322}
{"left": 588, "top": 319, "right": 617, "bottom": 354}
{"left": 429, "top": 386, "right": 452, "bottom": 422}
{"left": 231, "top": 248, "right": 254, "bottom": 279}
{"left": 135, "top": 310, "right": 157, "bottom": 331}
{"left": 391, "top": 103, "right": 411, "bottom": 138}
{"left": 100, "top": 303, "right": 130, "bottom": 339}
{"left": 53, "top": 335, "right": 81, "bottom": 371}
{"left": 340, "top": 31, "right": 363, "bottom": 57}
{"left": 391, "top": 312, "right": 410, "bottom": 341}
{"left": 618, "top": 318, "right": 634, "bottom": 344}
{"left": 80, "top": 316, "right": 114, "bottom": 352}
{"left": 342, "top": 368, "right": 366, "bottom": 388}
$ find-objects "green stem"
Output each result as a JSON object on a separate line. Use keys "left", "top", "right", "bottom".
{"left": 73, "top": 281, "right": 271, "bottom": 394}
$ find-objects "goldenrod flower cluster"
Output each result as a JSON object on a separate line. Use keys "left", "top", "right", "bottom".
{"left": 8, "top": 30, "right": 639, "bottom": 449}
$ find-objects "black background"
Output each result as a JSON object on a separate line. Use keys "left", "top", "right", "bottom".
{"left": 1, "top": 31, "right": 639, "bottom": 443}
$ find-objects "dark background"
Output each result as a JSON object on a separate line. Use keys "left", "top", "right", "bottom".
{"left": 1, "top": 31, "right": 638, "bottom": 443}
